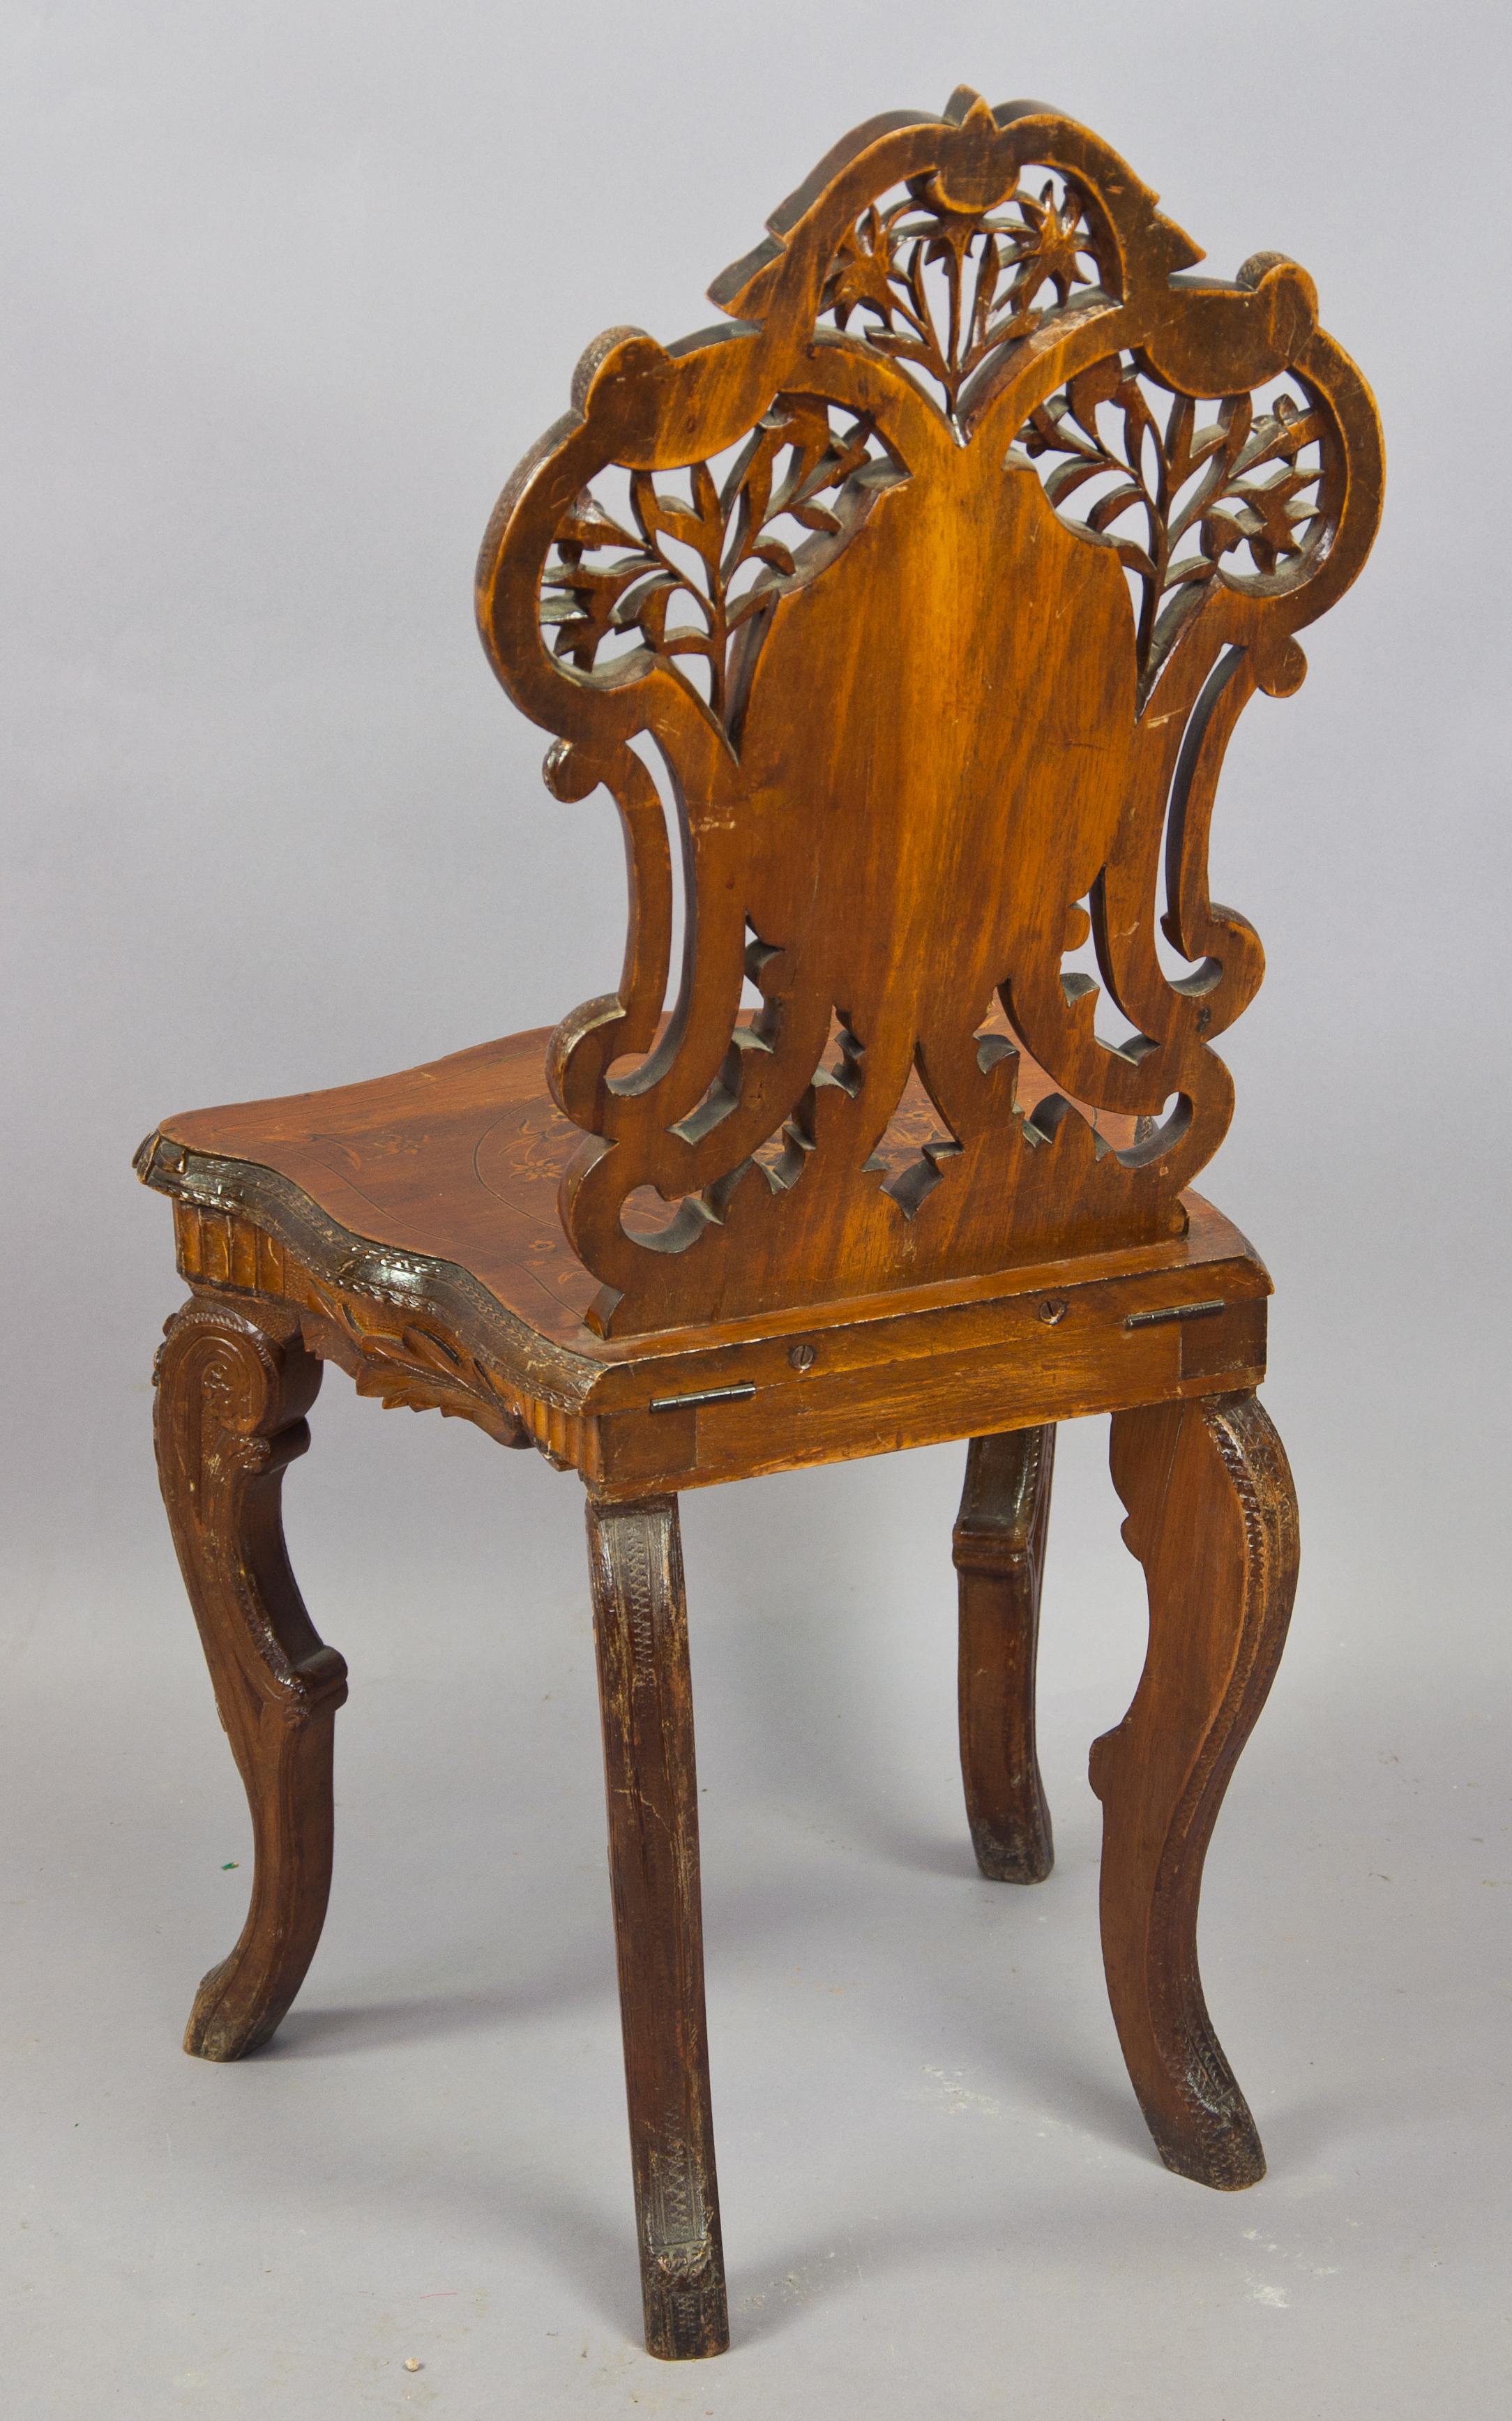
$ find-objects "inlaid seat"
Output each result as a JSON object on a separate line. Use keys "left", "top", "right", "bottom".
{"left": 137, "top": 88, "right": 1382, "bottom": 2361}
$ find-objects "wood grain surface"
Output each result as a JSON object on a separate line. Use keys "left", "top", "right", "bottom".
{"left": 587, "top": 1495, "right": 728, "bottom": 2358}
{"left": 953, "top": 1426, "right": 1057, "bottom": 1883}
{"left": 137, "top": 87, "right": 1382, "bottom": 2360}
{"left": 476, "top": 86, "right": 1383, "bottom": 1337}
{"left": 1096, "top": 1391, "right": 1299, "bottom": 2185}
{"left": 154, "top": 1299, "right": 347, "bottom": 2062}
{"left": 137, "top": 1030, "right": 1273, "bottom": 1497}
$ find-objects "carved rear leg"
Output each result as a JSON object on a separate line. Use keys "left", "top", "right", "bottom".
{"left": 586, "top": 1493, "right": 728, "bottom": 2361}
{"left": 1094, "top": 1391, "right": 1298, "bottom": 2187}
{"left": 953, "top": 1426, "right": 1056, "bottom": 1882}
{"left": 155, "top": 1298, "right": 347, "bottom": 2061}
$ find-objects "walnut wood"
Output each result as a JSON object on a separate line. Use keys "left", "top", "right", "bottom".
{"left": 586, "top": 1495, "right": 728, "bottom": 2360}
{"left": 134, "top": 1043, "right": 1274, "bottom": 1500}
{"left": 137, "top": 1020, "right": 1137, "bottom": 1357}
{"left": 476, "top": 89, "right": 1382, "bottom": 1338}
{"left": 132, "top": 89, "right": 1382, "bottom": 2355}
{"left": 953, "top": 1426, "right": 1056, "bottom": 1883}
{"left": 1094, "top": 1391, "right": 1299, "bottom": 2185}
{"left": 154, "top": 1298, "right": 347, "bottom": 2060}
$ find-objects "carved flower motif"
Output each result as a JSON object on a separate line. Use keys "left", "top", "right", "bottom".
{"left": 818, "top": 171, "right": 1104, "bottom": 418}
{"left": 1001, "top": 182, "right": 1098, "bottom": 318}
{"left": 825, "top": 208, "right": 898, "bottom": 330}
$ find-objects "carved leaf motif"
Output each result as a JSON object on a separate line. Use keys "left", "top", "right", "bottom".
{"left": 1013, "top": 359, "right": 1327, "bottom": 690}
{"left": 477, "top": 101, "right": 1384, "bottom": 1337}
{"left": 540, "top": 398, "right": 899, "bottom": 731}
{"left": 819, "top": 170, "right": 1105, "bottom": 419}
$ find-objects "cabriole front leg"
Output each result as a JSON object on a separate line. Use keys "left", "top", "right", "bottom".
{"left": 953, "top": 1426, "right": 1056, "bottom": 1883}
{"left": 586, "top": 1492, "right": 728, "bottom": 2361}
{"left": 1094, "top": 1391, "right": 1299, "bottom": 2187}
{"left": 154, "top": 1297, "right": 347, "bottom": 2062}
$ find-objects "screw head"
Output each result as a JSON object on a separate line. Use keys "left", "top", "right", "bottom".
{"left": 788, "top": 1341, "right": 817, "bottom": 1371}
{"left": 1038, "top": 1297, "right": 1068, "bottom": 1326}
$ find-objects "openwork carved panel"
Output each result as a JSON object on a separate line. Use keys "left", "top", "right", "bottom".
{"left": 476, "top": 89, "right": 1383, "bottom": 1336}
{"left": 540, "top": 400, "right": 902, "bottom": 733}
{"left": 819, "top": 167, "right": 1108, "bottom": 420}
{"left": 1011, "top": 360, "right": 1330, "bottom": 693}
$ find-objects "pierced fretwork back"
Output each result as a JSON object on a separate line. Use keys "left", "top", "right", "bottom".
{"left": 476, "top": 89, "right": 1382, "bottom": 1338}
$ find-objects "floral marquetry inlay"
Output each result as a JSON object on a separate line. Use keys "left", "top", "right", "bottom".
{"left": 476, "top": 87, "right": 1384, "bottom": 1336}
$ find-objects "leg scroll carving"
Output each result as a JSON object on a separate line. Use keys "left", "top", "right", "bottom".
{"left": 585, "top": 1493, "right": 728, "bottom": 2361}
{"left": 154, "top": 1296, "right": 347, "bottom": 2062}
{"left": 1095, "top": 1391, "right": 1299, "bottom": 2187}
{"left": 953, "top": 1426, "right": 1057, "bottom": 1883}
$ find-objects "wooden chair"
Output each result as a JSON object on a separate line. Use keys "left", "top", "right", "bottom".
{"left": 136, "top": 91, "right": 1382, "bottom": 2361}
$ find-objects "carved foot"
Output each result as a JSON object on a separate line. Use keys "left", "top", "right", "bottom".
{"left": 586, "top": 1493, "right": 729, "bottom": 2360}
{"left": 1094, "top": 1392, "right": 1298, "bottom": 2187}
{"left": 155, "top": 1298, "right": 347, "bottom": 2061}
{"left": 953, "top": 1426, "right": 1056, "bottom": 1882}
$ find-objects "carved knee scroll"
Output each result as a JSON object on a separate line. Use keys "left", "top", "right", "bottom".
{"left": 154, "top": 1297, "right": 347, "bottom": 2061}
{"left": 1095, "top": 1391, "right": 1298, "bottom": 2187}
{"left": 953, "top": 1426, "right": 1056, "bottom": 1883}
{"left": 585, "top": 1493, "right": 728, "bottom": 2361}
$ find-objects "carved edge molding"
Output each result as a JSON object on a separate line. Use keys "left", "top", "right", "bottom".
{"left": 134, "top": 1129, "right": 600, "bottom": 1456}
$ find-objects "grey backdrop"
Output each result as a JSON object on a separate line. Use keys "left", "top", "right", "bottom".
{"left": 3, "top": 3, "right": 1509, "bottom": 2415}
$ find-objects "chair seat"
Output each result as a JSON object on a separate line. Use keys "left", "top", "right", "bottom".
{"left": 137, "top": 1025, "right": 1271, "bottom": 1498}
{"left": 143, "top": 1027, "right": 609, "bottom": 1343}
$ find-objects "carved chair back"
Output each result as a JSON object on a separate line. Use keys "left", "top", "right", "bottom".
{"left": 476, "top": 89, "right": 1382, "bottom": 1338}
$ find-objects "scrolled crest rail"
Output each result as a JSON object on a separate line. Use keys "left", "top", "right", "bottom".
{"left": 476, "top": 88, "right": 1383, "bottom": 1336}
